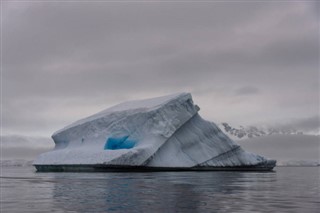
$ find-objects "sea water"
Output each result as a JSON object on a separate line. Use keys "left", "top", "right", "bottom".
{"left": 1, "top": 166, "right": 319, "bottom": 212}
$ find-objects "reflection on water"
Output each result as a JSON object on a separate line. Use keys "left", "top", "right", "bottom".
{"left": 1, "top": 167, "right": 319, "bottom": 212}
{"left": 51, "top": 172, "right": 231, "bottom": 212}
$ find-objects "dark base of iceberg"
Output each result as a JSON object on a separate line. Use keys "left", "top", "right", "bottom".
{"left": 35, "top": 161, "right": 276, "bottom": 172}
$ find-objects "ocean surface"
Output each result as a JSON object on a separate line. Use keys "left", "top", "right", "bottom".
{"left": 1, "top": 166, "right": 319, "bottom": 213}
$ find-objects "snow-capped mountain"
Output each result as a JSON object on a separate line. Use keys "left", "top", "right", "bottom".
{"left": 219, "top": 122, "right": 304, "bottom": 140}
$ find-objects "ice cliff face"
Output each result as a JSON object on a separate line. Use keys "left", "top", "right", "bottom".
{"left": 34, "top": 93, "right": 275, "bottom": 168}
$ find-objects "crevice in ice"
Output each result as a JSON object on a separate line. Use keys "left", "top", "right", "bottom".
{"left": 143, "top": 113, "right": 199, "bottom": 166}
{"left": 196, "top": 145, "right": 241, "bottom": 166}
{"left": 174, "top": 135, "right": 198, "bottom": 164}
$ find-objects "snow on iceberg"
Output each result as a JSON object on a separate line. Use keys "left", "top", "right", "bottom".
{"left": 34, "top": 93, "right": 276, "bottom": 171}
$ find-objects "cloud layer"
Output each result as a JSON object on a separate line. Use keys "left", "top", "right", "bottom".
{"left": 2, "top": 1, "right": 319, "bottom": 136}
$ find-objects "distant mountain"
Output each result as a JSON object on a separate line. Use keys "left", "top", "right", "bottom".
{"left": 219, "top": 122, "right": 305, "bottom": 140}
{"left": 219, "top": 123, "right": 319, "bottom": 167}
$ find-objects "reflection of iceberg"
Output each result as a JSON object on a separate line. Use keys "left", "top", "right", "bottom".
{"left": 49, "top": 172, "right": 245, "bottom": 212}
{"left": 34, "top": 93, "right": 276, "bottom": 171}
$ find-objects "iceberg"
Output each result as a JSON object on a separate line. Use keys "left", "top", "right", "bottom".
{"left": 34, "top": 93, "right": 276, "bottom": 171}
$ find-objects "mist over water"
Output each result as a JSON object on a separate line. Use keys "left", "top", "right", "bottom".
{"left": 1, "top": 167, "right": 319, "bottom": 212}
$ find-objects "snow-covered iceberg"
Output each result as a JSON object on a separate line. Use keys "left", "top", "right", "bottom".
{"left": 34, "top": 93, "right": 276, "bottom": 171}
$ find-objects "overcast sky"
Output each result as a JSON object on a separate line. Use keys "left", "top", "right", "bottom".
{"left": 2, "top": 1, "right": 319, "bottom": 137}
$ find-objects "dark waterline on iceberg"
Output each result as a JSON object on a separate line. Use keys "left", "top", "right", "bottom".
{"left": 33, "top": 160, "right": 276, "bottom": 172}
{"left": 1, "top": 167, "right": 319, "bottom": 213}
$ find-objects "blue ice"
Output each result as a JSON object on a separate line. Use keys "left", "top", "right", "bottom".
{"left": 104, "top": 136, "right": 136, "bottom": 150}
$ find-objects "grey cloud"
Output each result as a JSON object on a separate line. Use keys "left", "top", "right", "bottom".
{"left": 2, "top": 147, "right": 51, "bottom": 160}
{"left": 255, "top": 33, "right": 318, "bottom": 67}
{"left": 1, "top": 135, "right": 53, "bottom": 148}
{"left": 235, "top": 86, "right": 260, "bottom": 96}
{"left": 1, "top": 135, "right": 54, "bottom": 160}
{"left": 2, "top": 1, "right": 319, "bottom": 136}
{"left": 4, "top": 2, "right": 263, "bottom": 67}
{"left": 311, "top": 1, "right": 320, "bottom": 18}
{"left": 239, "top": 134, "right": 320, "bottom": 162}
{"left": 275, "top": 115, "right": 320, "bottom": 133}
{"left": 0, "top": 135, "right": 54, "bottom": 160}
{"left": 295, "top": 116, "right": 320, "bottom": 132}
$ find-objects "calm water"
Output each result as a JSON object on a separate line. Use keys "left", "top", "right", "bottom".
{"left": 1, "top": 167, "right": 319, "bottom": 213}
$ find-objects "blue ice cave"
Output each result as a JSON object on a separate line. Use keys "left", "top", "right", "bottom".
{"left": 104, "top": 136, "right": 136, "bottom": 150}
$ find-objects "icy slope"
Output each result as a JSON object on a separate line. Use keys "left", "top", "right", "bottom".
{"left": 34, "top": 93, "right": 275, "bottom": 168}
{"left": 148, "top": 114, "right": 266, "bottom": 167}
